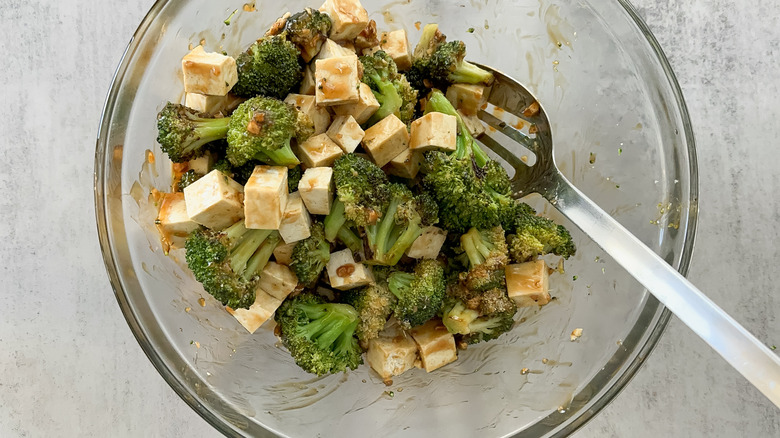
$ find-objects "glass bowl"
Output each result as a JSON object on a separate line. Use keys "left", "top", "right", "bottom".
{"left": 94, "top": 0, "right": 697, "bottom": 436}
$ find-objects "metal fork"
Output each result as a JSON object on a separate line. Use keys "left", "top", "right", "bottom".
{"left": 474, "top": 64, "right": 780, "bottom": 407}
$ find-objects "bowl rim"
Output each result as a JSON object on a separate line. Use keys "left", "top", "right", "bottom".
{"left": 93, "top": 1, "right": 699, "bottom": 436}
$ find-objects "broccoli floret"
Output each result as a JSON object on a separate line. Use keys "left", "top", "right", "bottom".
{"left": 156, "top": 103, "right": 230, "bottom": 163}
{"left": 233, "top": 34, "right": 303, "bottom": 99}
{"left": 341, "top": 280, "right": 395, "bottom": 344}
{"left": 459, "top": 226, "right": 509, "bottom": 292}
{"left": 177, "top": 169, "right": 203, "bottom": 191}
{"left": 359, "top": 51, "right": 418, "bottom": 126}
{"left": 411, "top": 24, "right": 494, "bottom": 88}
{"left": 275, "top": 293, "right": 363, "bottom": 375}
{"left": 290, "top": 223, "right": 331, "bottom": 288}
{"left": 508, "top": 212, "right": 576, "bottom": 262}
{"left": 226, "top": 96, "right": 311, "bottom": 167}
{"left": 388, "top": 260, "right": 446, "bottom": 328}
{"left": 332, "top": 154, "right": 391, "bottom": 228}
{"left": 364, "top": 183, "right": 438, "bottom": 266}
{"left": 284, "top": 8, "right": 332, "bottom": 62}
{"left": 323, "top": 199, "right": 365, "bottom": 253}
{"left": 441, "top": 291, "right": 516, "bottom": 344}
{"left": 185, "top": 221, "right": 280, "bottom": 309}
{"left": 288, "top": 165, "right": 303, "bottom": 192}
{"left": 212, "top": 158, "right": 256, "bottom": 185}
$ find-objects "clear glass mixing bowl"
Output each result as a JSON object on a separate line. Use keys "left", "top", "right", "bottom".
{"left": 94, "top": 0, "right": 698, "bottom": 436}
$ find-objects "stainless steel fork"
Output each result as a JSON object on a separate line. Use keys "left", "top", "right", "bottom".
{"left": 473, "top": 64, "right": 780, "bottom": 407}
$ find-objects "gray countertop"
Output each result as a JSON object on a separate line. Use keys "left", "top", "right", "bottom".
{"left": 0, "top": 0, "right": 777, "bottom": 436}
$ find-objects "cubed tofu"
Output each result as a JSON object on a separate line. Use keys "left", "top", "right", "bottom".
{"left": 406, "top": 226, "right": 447, "bottom": 259}
{"left": 327, "top": 115, "right": 365, "bottom": 153}
{"left": 181, "top": 46, "right": 238, "bottom": 96}
{"left": 273, "top": 242, "right": 297, "bottom": 265}
{"left": 244, "top": 166, "right": 288, "bottom": 230}
{"left": 257, "top": 262, "right": 299, "bottom": 301}
{"left": 506, "top": 260, "right": 551, "bottom": 307}
{"left": 298, "top": 167, "right": 334, "bottom": 215}
{"left": 228, "top": 288, "right": 283, "bottom": 334}
{"left": 315, "top": 55, "right": 361, "bottom": 106}
{"left": 319, "top": 0, "right": 369, "bottom": 41}
{"left": 285, "top": 94, "right": 331, "bottom": 135}
{"left": 326, "top": 249, "right": 374, "bottom": 290}
{"left": 332, "top": 83, "right": 381, "bottom": 124}
{"left": 367, "top": 321, "right": 419, "bottom": 379}
{"left": 184, "top": 93, "right": 229, "bottom": 115}
{"left": 362, "top": 114, "right": 410, "bottom": 167}
{"left": 315, "top": 38, "right": 355, "bottom": 60}
{"left": 379, "top": 30, "right": 412, "bottom": 70}
{"left": 187, "top": 152, "right": 214, "bottom": 175}
{"left": 337, "top": 40, "right": 357, "bottom": 53}
{"left": 446, "top": 84, "right": 490, "bottom": 116}
{"left": 300, "top": 64, "right": 317, "bottom": 95}
{"left": 184, "top": 169, "right": 244, "bottom": 230}
{"left": 409, "top": 112, "right": 458, "bottom": 153}
{"left": 458, "top": 110, "right": 486, "bottom": 137}
{"left": 410, "top": 319, "right": 457, "bottom": 372}
{"left": 279, "top": 192, "right": 312, "bottom": 244}
{"left": 385, "top": 148, "right": 422, "bottom": 179}
{"left": 157, "top": 193, "right": 200, "bottom": 248}
{"left": 296, "top": 134, "right": 344, "bottom": 168}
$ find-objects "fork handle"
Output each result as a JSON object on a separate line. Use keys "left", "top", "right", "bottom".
{"left": 542, "top": 172, "right": 780, "bottom": 407}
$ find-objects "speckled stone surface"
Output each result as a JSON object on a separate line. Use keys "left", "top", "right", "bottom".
{"left": 0, "top": 0, "right": 777, "bottom": 436}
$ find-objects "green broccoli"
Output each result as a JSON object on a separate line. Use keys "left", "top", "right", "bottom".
{"left": 425, "top": 89, "right": 489, "bottom": 166}
{"left": 156, "top": 103, "right": 230, "bottom": 163}
{"left": 341, "top": 277, "right": 395, "bottom": 344}
{"left": 322, "top": 198, "right": 364, "bottom": 253}
{"left": 177, "top": 169, "right": 203, "bottom": 191}
{"left": 233, "top": 34, "right": 303, "bottom": 99}
{"left": 288, "top": 165, "right": 303, "bottom": 192}
{"left": 359, "top": 51, "right": 418, "bottom": 126}
{"left": 290, "top": 223, "right": 331, "bottom": 288}
{"left": 332, "top": 154, "right": 391, "bottom": 228}
{"left": 212, "top": 157, "right": 256, "bottom": 185}
{"left": 226, "top": 96, "right": 312, "bottom": 167}
{"left": 364, "top": 183, "right": 438, "bottom": 266}
{"left": 284, "top": 8, "right": 332, "bottom": 62}
{"left": 388, "top": 260, "right": 446, "bottom": 328}
{"left": 184, "top": 221, "right": 280, "bottom": 309}
{"left": 459, "top": 226, "right": 509, "bottom": 292}
{"left": 410, "top": 24, "right": 494, "bottom": 89}
{"left": 507, "top": 212, "right": 576, "bottom": 262}
{"left": 441, "top": 289, "right": 516, "bottom": 344}
{"left": 275, "top": 293, "right": 363, "bottom": 375}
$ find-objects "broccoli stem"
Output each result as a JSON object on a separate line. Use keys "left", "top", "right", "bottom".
{"left": 324, "top": 198, "right": 348, "bottom": 242}
{"left": 382, "top": 220, "right": 423, "bottom": 266}
{"left": 373, "top": 197, "right": 404, "bottom": 257}
{"left": 298, "top": 304, "right": 359, "bottom": 349}
{"left": 244, "top": 232, "right": 280, "bottom": 280}
{"left": 224, "top": 220, "right": 249, "bottom": 241}
{"left": 388, "top": 272, "right": 414, "bottom": 299}
{"left": 229, "top": 229, "right": 273, "bottom": 276}
{"left": 365, "top": 74, "right": 402, "bottom": 126}
{"left": 257, "top": 142, "right": 301, "bottom": 167}
{"left": 184, "top": 118, "right": 231, "bottom": 156}
{"left": 449, "top": 60, "right": 495, "bottom": 85}
{"left": 461, "top": 229, "right": 490, "bottom": 268}
{"left": 337, "top": 226, "right": 363, "bottom": 253}
{"left": 425, "top": 90, "right": 488, "bottom": 167}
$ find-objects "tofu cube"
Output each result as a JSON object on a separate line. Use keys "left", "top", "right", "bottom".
{"left": 362, "top": 114, "right": 410, "bottom": 167}
{"left": 458, "top": 110, "right": 486, "bottom": 137}
{"left": 327, "top": 115, "right": 365, "bottom": 153}
{"left": 184, "top": 93, "right": 229, "bottom": 115}
{"left": 296, "top": 134, "right": 344, "bottom": 168}
{"left": 410, "top": 319, "right": 458, "bottom": 372}
{"left": 187, "top": 152, "right": 214, "bottom": 175}
{"left": 279, "top": 192, "right": 312, "bottom": 244}
{"left": 315, "top": 55, "right": 361, "bottom": 106}
{"left": 273, "top": 242, "right": 297, "bottom": 265}
{"left": 319, "top": 0, "right": 369, "bottom": 41}
{"left": 337, "top": 40, "right": 357, "bottom": 53}
{"left": 228, "top": 288, "right": 283, "bottom": 334}
{"left": 181, "top": 46, "right": 238, "bottom": 96}
{"left": 506, "top": 260, "right": 551, "bottom": 307}
{"left": 326, "top": 249, "right": 374, "bottom": 290}
{"left": 332, "top": 83, "right": 381, "bottom": 124}
{"left": 298, "top": 167, "right": 334, "bottom": 215}
{"left": 446, "top": 84, "right": 491, "bottom": 116}
{"left": 244, "top": 166, "right": 288, "bottom": 230}
{"left": 157, "top": 193, "right": 200, "bottom": 248}
{"left": 315, "top": 38, "right": 355, "bottom": 60}
{"left": 406, "top": 226, "right": 447, "bottom": 259}
{"left": 409, "top": 112, "right": 458, "bottom": 153}
{"left": 285, "top": 94, "right": 331, "bottom": 135}
{"left": 184, "top": 169, "right": 244, "bottom": 230}
{"left": 367, "top": 321, "right": 419, "bottom": 379}
{"left": 257, "top": 262, "right": 299, "bottom": 301}
{"left": 300, "top": 64, "right": 317, "bottom": 95}
{"left": 385, "top": 148, "right": 422, "bottom": 179}
{"left": 379, "top": 30, "right": 412, "bottom": 70}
